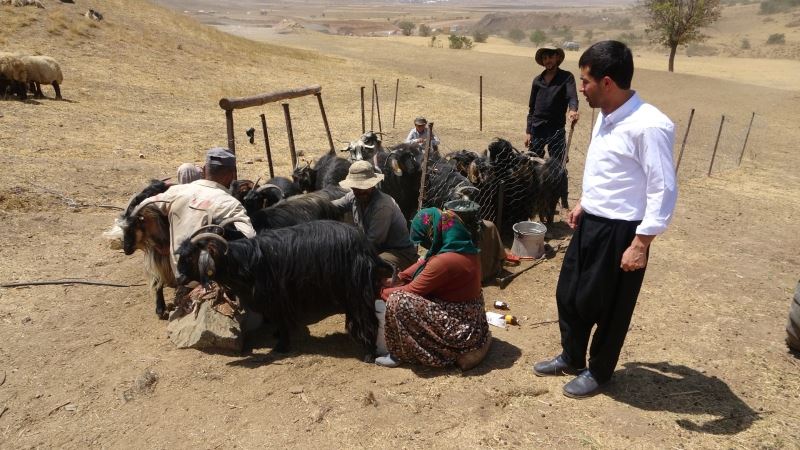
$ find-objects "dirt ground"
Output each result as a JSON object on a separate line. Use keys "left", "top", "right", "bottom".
{"left": 1, "top": 0, "right": 799, "bottom": 448}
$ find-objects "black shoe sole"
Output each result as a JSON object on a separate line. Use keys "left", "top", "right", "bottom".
{"left": 562, "top": 387, "right": 601, "bottom": 399}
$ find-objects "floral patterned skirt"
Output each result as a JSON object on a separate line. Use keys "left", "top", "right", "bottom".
{"left": 384, "top": 291, "right": 489, "bottom": 368}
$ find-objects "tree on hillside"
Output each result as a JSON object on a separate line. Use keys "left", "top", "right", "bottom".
{"left": 472, "top": 29, "right": 489, "bottom": 43}
{"left": 639, "top": 0, "right": 722, "bottom": 72}
{"left": 398, "top": 20, "right": 416, "bottom": 36}
{"left": 508, "top": 28, "right": 526, "bottom": 42}
{"left": 529, "top": 29, "right": 547, "bottom": 45}
{"left": 418, "top": 24, "right": 432, "bottom": 37}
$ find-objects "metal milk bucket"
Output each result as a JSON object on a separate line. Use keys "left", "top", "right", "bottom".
{"left": 510, "top": 221, "right": 547, "bottom": 259}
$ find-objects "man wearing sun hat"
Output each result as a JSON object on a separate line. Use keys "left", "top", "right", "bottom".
{"left": 405, "top": 116, "right": 440, "bottom": 150}
{"left": 526, "top": 44, "right": 580, "bottom": 209}
{"left": 333, "top": 161, "right": 418, "bottom": 271}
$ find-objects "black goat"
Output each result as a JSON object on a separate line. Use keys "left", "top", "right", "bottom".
{"left": 250, "top": 190, "right": 343, "bottom": 232}
{"left": 292, "top": 154, "right": 351, "bottom": 193}
{"left": 530, "top": 155, "right": 567, "bottom": 225}
{"left": 119, "top": 179, "right": 173, "bottom": 318}
{"left": 175, "top": 221, "right": 394, "bottom": 356}
{"left": 232, "top": 177, "right": 303, "bottom": 216}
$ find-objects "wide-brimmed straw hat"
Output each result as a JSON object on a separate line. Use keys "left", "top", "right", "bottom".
{"left": 340, "top": 160, "right": 384, "bottom": 190}
{"left": 535, "top": 45, "right": 565, "bottom": 66}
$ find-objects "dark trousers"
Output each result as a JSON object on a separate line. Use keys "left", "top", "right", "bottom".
{"left": 528, "top": 125, "right": 569, "bottom": 207}
{"left": 555, "top": 213, "right": 646, "bottom": 383}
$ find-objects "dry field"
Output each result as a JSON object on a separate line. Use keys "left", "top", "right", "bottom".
{"left": 1, "top": 0, "right": 800, "bottom": 448}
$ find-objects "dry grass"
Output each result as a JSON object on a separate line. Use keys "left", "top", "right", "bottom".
{"left": 0, "top": 0, "right": 799, "bottom": 448}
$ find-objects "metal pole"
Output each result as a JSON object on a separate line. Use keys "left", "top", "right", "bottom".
{"left": 374, "top": 82, "right": 383, "bottom": 134}
{"left": 260, "top": 113, "right": 274, "bottom": 179}
{"left": 675, "top": 108, "right": 695, "bottom": 175}
{"left": 282, "top": 102, "right": 298, "bottom": 168}
{"left": 225, "top": 109, "right": 236, "bottom": 153}
{"left": 315, "top": 92, "right": 335, "bottom": 155}
{"left": 417, "top": 122, "right": 434, "bottom": 211}
{"left": 737, "top": 112, "right": 755, "bottom": 166}
{"left": 708, "top": 114, "right": 725, "bottom": 177}
{"left": 392, "top": 78, "right": 399, "bottom": 129}
{"left": 479, "top": 75, "right": 483, "bottom": 131}
{"left": 360, "top": 86, "right": 366, "bottom": 134}
{"left": 370, "top": 79, "right": 375, "bottom": 131}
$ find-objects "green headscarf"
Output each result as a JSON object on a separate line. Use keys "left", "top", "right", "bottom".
{"left": 409, "top": 208, "right": 479, "bottom": 277}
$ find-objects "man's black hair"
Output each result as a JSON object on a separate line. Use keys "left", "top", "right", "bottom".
{"left": 206, "top": 164, "right": 235, "bottom": 178}
{"left": 578, "top": 40, "right": 634, "bottom": 90}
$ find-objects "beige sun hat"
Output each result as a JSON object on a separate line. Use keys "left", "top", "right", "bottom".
{"left": 535, "top": 45, "right": 565, "bottom": 66}
{"left": 339, "top": 160, "right": 384, "bottom": 190}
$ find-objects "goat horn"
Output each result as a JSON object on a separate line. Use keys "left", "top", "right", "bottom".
{"left": 259, "top": 183, "right": 285, "bottom": 199}
{"left": 190, "top": 232, "right": 229, "bottom": 254}
{"left": 468, "top": 161, "right": 480, "bottom": 184}
{"left": 253, "top": 177, "right": 262, "bottom": 188}
{"left": 217, "top": 217, "right": 250, "bottom": 230}
{"left": 455, "top": 185, "right": 480, "bottom": 198}
{"left": 528, "top": 156, "right": 547, "bottom": 165}
{"left": 190, "top": 224, "right": 225, "bottom": 238}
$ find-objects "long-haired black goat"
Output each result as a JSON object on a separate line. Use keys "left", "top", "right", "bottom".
{"left": 250, "top": 191, "right": 343, "bottom": 232}
{"left": 175, "top": 221, "right": 394, "bottom": 356}
{"left": 292, "top": 154, "right": 352, "bottom": 194}
{"left": 118, "top": 179, "right": 173, "bottom": 318}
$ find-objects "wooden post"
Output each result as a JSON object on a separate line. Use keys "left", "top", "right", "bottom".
{"left": 219, "top": 85, "right": 321, "bottom": 110}
{"left": 374, "top": 82, "right": 383, "bottom": 134}
{"left": 370, "top": 79, "right": 375, "bottom": 131}
{"left": 360, "top": 86, "right": 366, "bottom": 134}
{"left": 737, "top": 112, "right": 755, "bottom": 166}
{"left": 479, "top": 75, "right": 483, "bottom": 131}
{"left": 282, "top": 102, "right": 298, "bottom": 168}
{"left": 708, "top": 115, "right": 725, "bottom": 177}
{"left": 495, "top": 180, "right": 505, "bottom": 234}
{"left": 417, "top": 122, "right": 434, "bottom": 211}
{"left": 315, "top": 92, "right": 335, "bottom": 155}
{"left": 260, "top": 113, "right": 274, "bottom": 179}
{"left": 675, "top": 108, "right": 695, "bottom": 175}
{"left": 225, "top": 109, "right": 236, "bottom": 153}
{"left": 392, "top": 78, "right": 399, "bottom": 129}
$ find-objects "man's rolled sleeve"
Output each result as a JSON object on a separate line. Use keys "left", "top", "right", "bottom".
{"left": 636, "top": 125, "right": 677, "bottom": 236}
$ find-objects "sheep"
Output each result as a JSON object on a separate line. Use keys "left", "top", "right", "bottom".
{"left": 85, "top": 8, "right": 102, "bottom": 20}
{"left": 292, "top": 153, "right": 351, "bottom": 193}
{"left": 20, "top": 55, "right": 63, "bottom": 100}
{"left": 8, "top": 0, "right": 45, "bottom": 8}
{"left": 175, "top": 220, "right": 395, "bottom": 356}
{"left": 118, "top": 180, "right": 173, "bottom": 319}
{"left": 0, "top": 53, "right": 27, "bottom": 101}
{"left": 249, "top": 190, "right": 343, "bottom": 232}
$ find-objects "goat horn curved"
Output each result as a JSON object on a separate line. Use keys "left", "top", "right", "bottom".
{"left": 455, "top": 185, "right": 480, "bottom": 199}
{"left": 528, "top": 156, "right": 547, "bottom": 165}
{"left": 190, "top": 232, "right": 229, "bottom": 254}
{"left": 467, "top": 161, "right": 480, "bottom": 184}
{"left": 258, "top": 183, "right": 284, "bottom": 198}
{"left": 253, "top": 177, "right": 262, "bottom": 188}
{"left": 217, "top": 217, "right": 250, "bottom": 230}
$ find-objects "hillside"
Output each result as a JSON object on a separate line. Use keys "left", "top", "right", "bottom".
{"left": 1, "top": 0, "right": 800, "bottom": 448}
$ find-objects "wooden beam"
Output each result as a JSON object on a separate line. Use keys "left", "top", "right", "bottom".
{"left": 219, "top": 85, "right": 322, "bottom": 110}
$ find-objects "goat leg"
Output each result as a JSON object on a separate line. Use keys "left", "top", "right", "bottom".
{"left": 154, "top": 287, "right": 167, "bottom": 320}
{"left": 274, "top": 325, "right": 291, "bottom": 353}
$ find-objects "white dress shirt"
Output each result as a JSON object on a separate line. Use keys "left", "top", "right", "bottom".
{"left": 580, "top": 92, "right": 677, "bottom": 236}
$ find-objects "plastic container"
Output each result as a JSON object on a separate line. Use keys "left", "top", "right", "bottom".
{"left": 510, "top": 221, "right": 547, "bottom": 260}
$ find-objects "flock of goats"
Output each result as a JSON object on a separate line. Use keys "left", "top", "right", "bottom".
{"left": 117, "top": 132, "right": 567, "bottom": 356}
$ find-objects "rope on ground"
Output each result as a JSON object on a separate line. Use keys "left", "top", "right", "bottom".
{"left": 1, "top": 279, "right": 145, "bottom": 288}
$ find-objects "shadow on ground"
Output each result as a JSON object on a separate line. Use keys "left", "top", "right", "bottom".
{"left": 605, "top": 361, "right": 760, "bottom": 435}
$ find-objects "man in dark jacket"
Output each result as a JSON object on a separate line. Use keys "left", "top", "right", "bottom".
{"left": 525, "top": 45, "right": 579, "bottom": 209}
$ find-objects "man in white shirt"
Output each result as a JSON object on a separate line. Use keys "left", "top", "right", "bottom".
{"left": 532, "top": 41, "right": 677, "bottom": 399}
{"left": 139, "top": 147, "right": 256, "bottom": 278}
{"left": 405, "top": 116, "right": 440, "bottom": 149}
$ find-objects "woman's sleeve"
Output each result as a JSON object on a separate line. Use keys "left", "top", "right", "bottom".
{"left": 399, "top": 255, "right": 450, "bottom": 297}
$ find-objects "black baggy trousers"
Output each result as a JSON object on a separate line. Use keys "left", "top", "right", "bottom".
{"left": 556, "top": 213, "right": 646, "bottom": 383}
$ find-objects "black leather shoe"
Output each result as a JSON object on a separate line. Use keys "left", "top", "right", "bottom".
{"left": 532, "top": 354, "right": 583, "bottom": 377}
{"left": 563, "top": 370, "right": 603, "bottom": 399}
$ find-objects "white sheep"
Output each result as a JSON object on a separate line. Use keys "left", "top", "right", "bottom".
{"left": 20, "top": 55, "right": 62, "bottom": 99}
{"left": 9, "top": 0, "right": 45, "bottom": 7}
{"left": 0, "top": 53, "right": 28, "bottom": 100}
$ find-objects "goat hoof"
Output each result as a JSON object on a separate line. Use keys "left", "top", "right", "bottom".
{"left": 156, "top": 307, "right": 168, "bottom": 320}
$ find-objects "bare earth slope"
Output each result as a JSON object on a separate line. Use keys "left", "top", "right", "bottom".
{"left": 1, "top": 0, "right": 799, "bottom": 448}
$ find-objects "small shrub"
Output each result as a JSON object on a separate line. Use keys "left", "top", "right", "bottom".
{"left": 508, "top": 28, "right": 525, "bottom": 42}
{"left": 418, "top": 24, "right": 431, "bottom": 37}
{"left": 759, "top": 0, "right": 800, "bottom": 14}
{"left": 741, "top": 38, "right": 751, "bottom": 49}
{"left": 448, "top": 34, "right": 473, "bottom": 49}
{"left": 529, "top": 29, "right": 547, "bottom": 45}
{"left": 766, "top": 33, "right": 786, "bottom": 44}
{"left": 472, "top": 29, "right": 488, "bottom": 43}
{"left": 398, "top": 20, "right": 415, "bottom": 36}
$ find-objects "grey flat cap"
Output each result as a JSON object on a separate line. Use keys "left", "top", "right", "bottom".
{"left": 205, "top": 147, "right": 236, "bottom": 167}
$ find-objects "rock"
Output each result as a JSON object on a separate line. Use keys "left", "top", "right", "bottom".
{"left": 288, "top": 386, "right": 304, "bottom": 394}
{"left": 122, "top": 369, "right": 158, "bottom": 402}
{"left": 167, "top": 301, "right": 243, "bottom": 352}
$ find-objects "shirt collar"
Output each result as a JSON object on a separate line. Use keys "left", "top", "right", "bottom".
{"left": 601, "top": 91, "right": 641, "bottom": 129}
{"left": 192, "top": 179, "right": 229, "bottom": 191}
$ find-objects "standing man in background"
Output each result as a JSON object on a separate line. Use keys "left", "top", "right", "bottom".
{"left": 532, "top": 41, "right": 677, "bottom": 398}
{"left": 525, "top": 45, "right": 579, "bottom": 210}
